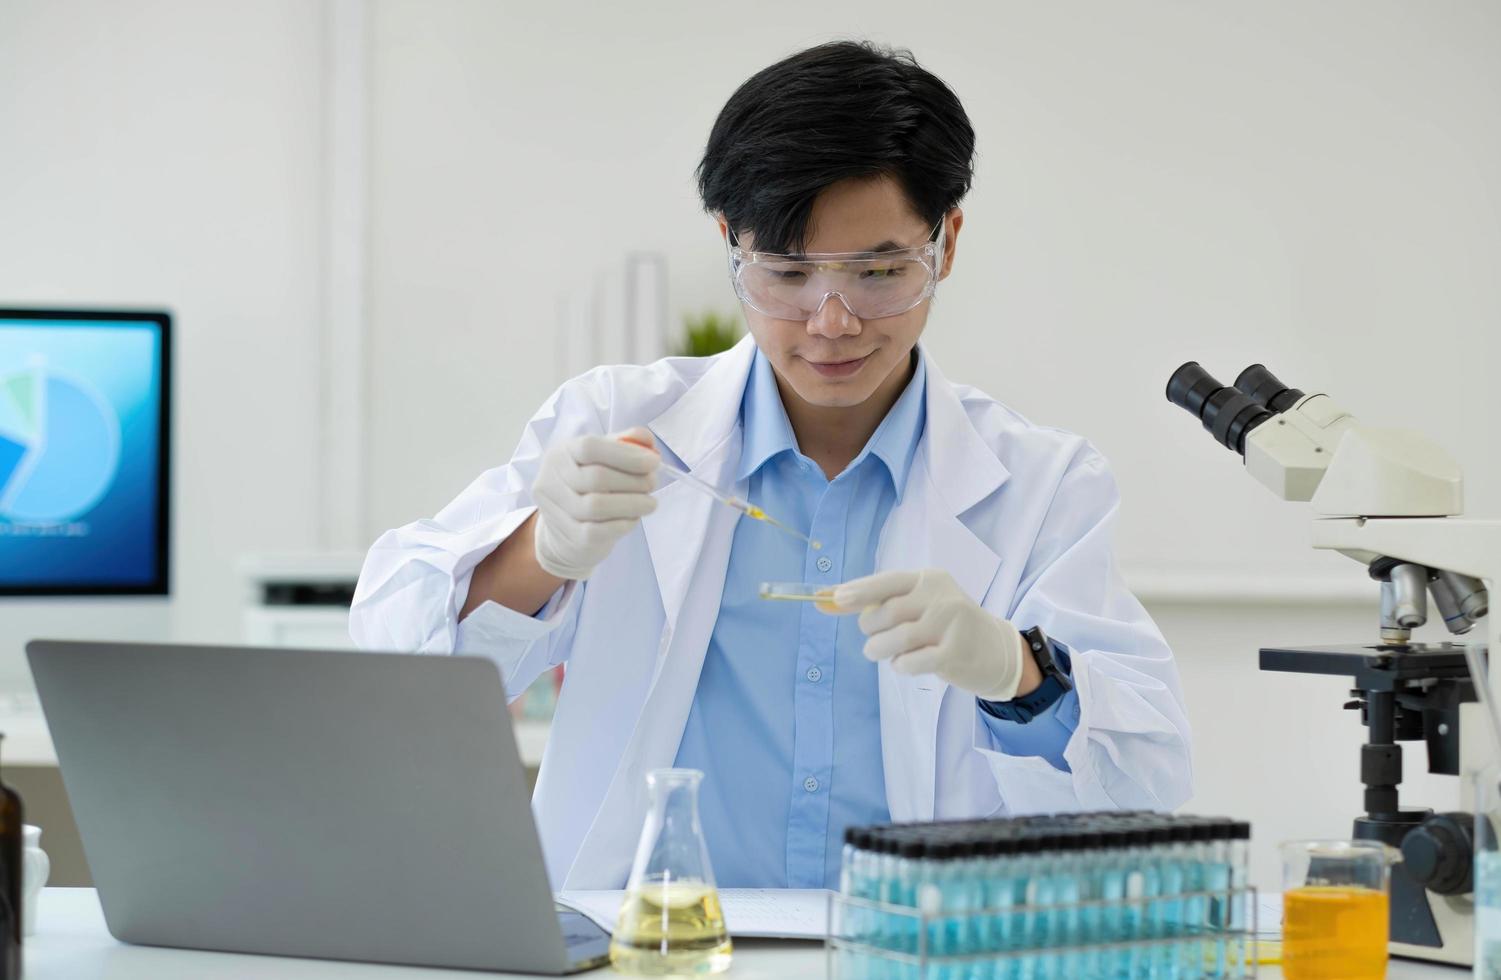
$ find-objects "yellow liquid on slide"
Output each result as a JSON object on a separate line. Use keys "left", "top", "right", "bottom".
{"left": 1282, "top": 886, "right": 1388, "bottom": 980}
{"left": 759, "top": 591, "right": 842, "bottom": 613}
{"left": 609, "top": 883, "right": 732, "bottom": 976}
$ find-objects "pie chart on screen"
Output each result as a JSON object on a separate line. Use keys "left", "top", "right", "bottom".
{"left": 0, "top": 360, "right": 121, "bottom": 524}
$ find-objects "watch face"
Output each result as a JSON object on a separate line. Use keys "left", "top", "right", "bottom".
{"left": 1023, "top": 628, "right": 1053, "bottom": 666}
{"left": 1024, "top": 628, "right": 1074, "bottom": 692}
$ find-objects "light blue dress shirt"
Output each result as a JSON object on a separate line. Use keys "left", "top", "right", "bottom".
{"left": 673, "top": 349, "right": 1077, "bottom": 889}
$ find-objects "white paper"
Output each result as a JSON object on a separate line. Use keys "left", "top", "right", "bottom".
{"left": 557, "top": 888, "right": 831, "bottom": 940}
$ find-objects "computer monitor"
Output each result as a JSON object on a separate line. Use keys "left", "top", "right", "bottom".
{"left": 0, "top": 309, "right": 170, "bottom": 595}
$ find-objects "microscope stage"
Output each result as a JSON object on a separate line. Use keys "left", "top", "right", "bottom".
{"left": 1260, "top": 642, "right": 1479, "bottom": 691}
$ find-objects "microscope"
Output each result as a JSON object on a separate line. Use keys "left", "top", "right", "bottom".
{"left": 1166, "top": 362, "right": 1498, "bottom": 967}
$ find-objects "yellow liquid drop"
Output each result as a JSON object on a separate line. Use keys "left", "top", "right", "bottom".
{"left": 764, "top": 595, "right": 841, "bottom": 612}
{"left": 609, "top": 882, "right": 732, "bottom": 976}
{"left": 1282, "top": 886, "right": 1387, "bottom": 980}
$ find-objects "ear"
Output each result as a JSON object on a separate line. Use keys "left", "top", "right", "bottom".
{"left": 938, "top": 208, "right": 964, "bottom": 281}
{"left": 715, "top": 214, "right": 730, "bottom": 243}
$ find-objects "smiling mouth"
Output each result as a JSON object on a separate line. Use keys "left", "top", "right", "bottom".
{"left": 803, "top": 354, "right": 871, "bottom": 378}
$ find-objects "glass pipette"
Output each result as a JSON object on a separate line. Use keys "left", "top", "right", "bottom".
{"left": 619, "top": 434, "right": 822, "bottom": 549}
{"left": 656, "top": 458, "right": 822, "bottom": 550}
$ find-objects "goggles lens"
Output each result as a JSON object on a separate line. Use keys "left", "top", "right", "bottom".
{"left": 729, "top": 229, "right": 943, "bottom": 321}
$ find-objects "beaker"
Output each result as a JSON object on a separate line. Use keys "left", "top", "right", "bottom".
{"left": 1280, "top": 839, "right": 1392, "bottom": 980}
{"left": 610, "top": 768, "right": 732, "bottom": 976}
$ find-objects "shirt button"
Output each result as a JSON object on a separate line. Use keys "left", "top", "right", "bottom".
{"left": 805, "top": 666, "right": 822, "bottom": 683}
{"left": 816, "top": 556, "right": 834, "bottom": 573}
{"left": 803, "top": 776, "right": 820, "bottom": 793}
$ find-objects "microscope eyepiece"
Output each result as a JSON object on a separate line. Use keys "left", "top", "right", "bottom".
{"left": 1234, "top": 364, "right": 1305, "bottom": 414}
{"left": 1165, "top": 362, "right": 1221, "bottom": 418}
{"left": 1166, "top": 362, "right": 1273, "bottom": 457}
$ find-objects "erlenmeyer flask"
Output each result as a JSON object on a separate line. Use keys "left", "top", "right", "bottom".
{"left": 610, "top": 768, "right": 732, "bottom": 975}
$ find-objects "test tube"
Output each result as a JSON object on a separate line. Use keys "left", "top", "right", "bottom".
{"left": 842, "top": 827, "right": 858, "bottom": 896}
{"left": 917, "top": 840, "right": 955, "bottom": 978}
{"left": 1204, "top": 820, "right": 1233, "bottom": 977}
{"left": 1097, "top": 825, "right": 1130, "bottom": 954}
{"left": 1117, "top": 824, "right": 1155, "bottom": 979}
{"left": 1021, "top": 828, "right": 1059, "bottom": 980}
{"left": 984, "top": 832, "right": 1019, "bottom": 980}
{"left": 1049, "top": 831, "right": 1087, "bottom": 980}
{"left": 842, "top": 828, "right": 873, "bottom": 954}
{"left": 1065, "top": 828, "right": 1101, "bottom": 979}
{"left": 897, "top": 839, "right": 925, "bottom": 980}
{"left": 969, "top": 836, "right": 1000, "bottom": 980}
{"left": 1227, "top": 821, "right": 1251, "bottom": 979}
{"left": 1160, "top": 823, "right": 1193, "bottom": 979}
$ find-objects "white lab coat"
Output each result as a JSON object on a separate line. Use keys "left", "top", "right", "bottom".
{"left": 350, "top": 337, "right": 1192, "bottom": 889}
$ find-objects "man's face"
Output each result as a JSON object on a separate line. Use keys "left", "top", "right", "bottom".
{"left": 727, "top": 175, "right": 961, "bottom": 410}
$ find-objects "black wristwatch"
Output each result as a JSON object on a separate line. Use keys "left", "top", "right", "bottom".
{"left": 978, "top": 626, "right": 1073, "bottom": 724}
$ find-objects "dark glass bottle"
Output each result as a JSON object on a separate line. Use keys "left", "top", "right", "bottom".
{"left": 0, "top": 734, "right": 23, "bottom": 978}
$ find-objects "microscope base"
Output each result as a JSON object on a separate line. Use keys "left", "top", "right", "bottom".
{"left": 1390, "top": 889, "right": 1473, "bottom": 966}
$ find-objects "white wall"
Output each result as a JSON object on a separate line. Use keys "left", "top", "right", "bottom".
{"left": 361, "top": 0, "right": 1501, "bottom": 891}
{"left": 0, "top": 1, "right": 326, "bottom": 686}
{"left": 364, "top": 0, "right": 1501, "bottom": 575}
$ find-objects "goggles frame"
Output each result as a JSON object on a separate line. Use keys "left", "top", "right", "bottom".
{"left": 726, "top": 219, "right": 947, "bottom": 321}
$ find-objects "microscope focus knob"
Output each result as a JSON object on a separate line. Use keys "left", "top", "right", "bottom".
{"left": 1401, "top": 812, "right": 1474, "bottom": 896}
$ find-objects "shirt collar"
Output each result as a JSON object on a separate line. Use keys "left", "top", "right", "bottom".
{"left": 737, "top": 347, "right": 928, "bottom": 498}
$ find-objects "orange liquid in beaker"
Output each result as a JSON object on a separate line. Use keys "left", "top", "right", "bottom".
{"left": 1282, "top": 886, "right": 1388, "bottom": 980}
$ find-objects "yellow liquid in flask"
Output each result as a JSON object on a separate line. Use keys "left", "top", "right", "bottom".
{"left": 609, "top": 882, "right": 732, "bottom": 975}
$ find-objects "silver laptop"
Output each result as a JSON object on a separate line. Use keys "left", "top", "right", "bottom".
{"left": 26, "top": 639, "right": 611, "bottom": 974}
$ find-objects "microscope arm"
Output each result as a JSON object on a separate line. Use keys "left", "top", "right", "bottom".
{"left": 1166, "top": 361, "right": 1487, "bottom": 637}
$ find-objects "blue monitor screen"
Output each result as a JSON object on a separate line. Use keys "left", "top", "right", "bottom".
{"left": 0, "top": 310, "right": 170, "bottom": 595}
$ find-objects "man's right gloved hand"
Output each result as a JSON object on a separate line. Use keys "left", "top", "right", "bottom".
{"left": 532, "top": 426, "right": 661, "bottom": 580}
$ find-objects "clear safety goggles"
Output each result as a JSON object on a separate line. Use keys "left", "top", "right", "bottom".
{"left": 726, "top": 221, "right": 945, "bottom": 321}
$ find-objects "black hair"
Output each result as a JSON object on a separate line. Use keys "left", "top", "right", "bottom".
{"left": 697, "top": 41, "right": 976, "bottom": 255}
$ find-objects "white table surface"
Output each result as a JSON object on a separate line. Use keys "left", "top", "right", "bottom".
{"left": 25, "top": 888, "right": 1467, "bottom": 979}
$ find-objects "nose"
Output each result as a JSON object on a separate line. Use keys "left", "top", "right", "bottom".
{"left": 806, "top": 291, "right": 862, "bottom": 339}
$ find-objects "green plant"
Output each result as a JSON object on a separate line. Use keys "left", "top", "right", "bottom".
{"left": 673, "top": 310, "right": 743, "bottom": 357}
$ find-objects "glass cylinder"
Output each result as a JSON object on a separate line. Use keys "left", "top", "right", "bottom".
{"left": 609, "top": 769, "right": 731, "bottom": 975}
{"left": 1475, "top": 765, "right": 1501, "bottom": 976}
{"left": 1280, "top": 839, "right": 1391, "bottom": 980}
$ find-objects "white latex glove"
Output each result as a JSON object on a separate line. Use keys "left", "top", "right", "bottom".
{"left": 532, "top": 426, "right": 660, "bottom": 580}
{"left": 833, "top": 569, "right": 1027, "bottom": 702}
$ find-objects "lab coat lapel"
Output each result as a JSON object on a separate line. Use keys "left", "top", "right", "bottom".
{"left": 563, "top": 340, "right": 755, "bottom": 888}
{"left": 877, "top": 354, "right": 1009, "bottom": 822}
{"left": 640, "top": 335, "right": 755, "bottom": 631}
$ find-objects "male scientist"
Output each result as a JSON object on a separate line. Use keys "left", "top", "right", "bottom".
{"left": 351, "top": 41, "right": 1191, "bottom": 890}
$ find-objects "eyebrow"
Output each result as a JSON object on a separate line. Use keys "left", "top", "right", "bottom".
{"left": 783, "top": 239, "right": 912, "bottom": 261}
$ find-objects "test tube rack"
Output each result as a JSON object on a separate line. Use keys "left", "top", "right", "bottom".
{"left": 827, "top": 811, "right": 1257, "bottom": 980}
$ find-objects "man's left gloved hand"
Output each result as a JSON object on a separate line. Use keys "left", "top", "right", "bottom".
{"left": 833, "top": 569, "right": 1027, "bottom": 702}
